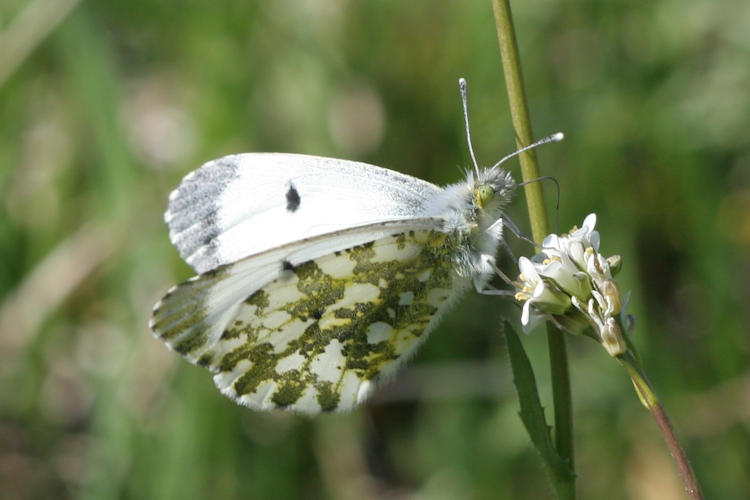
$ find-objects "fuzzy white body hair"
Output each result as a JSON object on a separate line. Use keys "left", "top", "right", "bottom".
{"left": 424, "top": 165, "right": 516, "bottom": 285}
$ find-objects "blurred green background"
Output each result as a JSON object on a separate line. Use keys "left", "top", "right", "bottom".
{"left": 1, "top": 0, "right": 749, "bottom": 498}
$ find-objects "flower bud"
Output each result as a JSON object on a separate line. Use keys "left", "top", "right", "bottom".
{"left": 600, "top": 317, "right": 626, "bottom": 356}
{"left": 600, "top": 279, "right": 622, "bottom": 315}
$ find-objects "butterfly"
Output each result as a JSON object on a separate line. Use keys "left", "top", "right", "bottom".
{"left": 150, "top": 78, "right": 562, "bottom": 414}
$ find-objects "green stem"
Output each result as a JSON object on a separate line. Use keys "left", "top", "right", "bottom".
{"left": 618, "top": 352, "right": 704, "bottom": 500}
{"left": 547, "top": 324, "right": 574, "bottom": 466}
{"left": 491, "top": 0, "right": 548, "bottom": 241}
{"left": 491, "top": 1, "right": 575, "bottom": 498}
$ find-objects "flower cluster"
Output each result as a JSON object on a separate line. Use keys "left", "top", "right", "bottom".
{"left": 514, "top": 214, "right": 632, "bottom": 356}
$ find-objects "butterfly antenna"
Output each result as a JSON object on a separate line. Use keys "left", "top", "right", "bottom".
{"left": 458, "top": 78, "right": 481, "bottom": 179}
{"left": 491, "top": 132, "right": 565, "bottom": 170}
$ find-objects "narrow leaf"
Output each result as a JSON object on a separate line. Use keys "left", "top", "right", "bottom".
{"left": 504, "top": 323, "right": 575, "bottom": 483}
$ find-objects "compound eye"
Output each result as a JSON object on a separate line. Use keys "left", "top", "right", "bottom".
{"left": 476, "top": 184, "right": 495, "bottom": 208}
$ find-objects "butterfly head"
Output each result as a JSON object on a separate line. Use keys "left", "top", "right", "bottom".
{"left": 472, "top": 166, "right": 515, "bottom": 221}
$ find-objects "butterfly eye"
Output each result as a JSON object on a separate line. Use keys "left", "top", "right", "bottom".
{"left": 475, "top": 184, "right": 495, "bottom": 208}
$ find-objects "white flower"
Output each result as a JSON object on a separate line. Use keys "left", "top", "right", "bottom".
{"left": 515, "top": 257, "right": 572, "bottom": 331}
{"left": 515, "top": 214, "right": 630, "bottom": 356}
{"left": 541, "top": 213, "right": 599, "bottom": 267}
{"left": 535, "top": 257, "right": 592, "bottom": 302}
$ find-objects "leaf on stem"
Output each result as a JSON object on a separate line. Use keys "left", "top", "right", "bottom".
{"left": 504, "top": 323, "right": 575, "bottom": 484}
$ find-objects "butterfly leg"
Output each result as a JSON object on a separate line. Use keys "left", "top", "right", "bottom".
{"left": 489, "top": 215, "right": 539, "bottom": 249}
{"left": 478, "top": 285, "right": 516, "bottom": 297}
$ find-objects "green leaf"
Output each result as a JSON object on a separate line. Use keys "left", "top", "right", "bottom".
{"left": 504, "top": 323, "right": 575, "bottom": 486}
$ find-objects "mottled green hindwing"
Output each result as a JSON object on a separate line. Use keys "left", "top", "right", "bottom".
{"left": 175, "top": 229, "right": 464, "bottom": 414}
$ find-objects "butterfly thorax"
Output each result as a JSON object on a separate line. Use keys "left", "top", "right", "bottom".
{"left": 425, "top": 166, "right": 515, "bottom": 280}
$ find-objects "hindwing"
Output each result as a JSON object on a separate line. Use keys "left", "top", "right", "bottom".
{"left": 151, "top": 220, "right": 468, "bottom": 413}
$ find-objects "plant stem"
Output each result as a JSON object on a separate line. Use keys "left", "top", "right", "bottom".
{"left": 491, "top": 0, "right": 547, "bottom": 241}
{"left": 491, "top": 1, "right": 575, "bottom": 498}
{"left": 619, "top": 352, "right": 704, "bottom": 500}
{"left": 547, "top": 324, "right": 574, "bottom": 464}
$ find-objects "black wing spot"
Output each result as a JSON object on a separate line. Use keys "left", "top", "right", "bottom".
{"left": 286, "top": 182, "right": 301, "bottom": 212}
{"left": 282, "top": 260, "right": 294, "bottom": 271}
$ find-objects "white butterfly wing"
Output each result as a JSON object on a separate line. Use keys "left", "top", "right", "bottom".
{"left": 166, "top": 153, "right": 442, "bottom": 273}
{"left": 150, "top": 218, "right": 468, "bottom": 414}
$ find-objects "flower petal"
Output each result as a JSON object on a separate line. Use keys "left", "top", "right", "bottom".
{"left": 582, "top": 213, "right": 597, "bottom": 232}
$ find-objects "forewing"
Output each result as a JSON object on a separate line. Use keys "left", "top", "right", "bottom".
{"left": 165, "top": 153, "right": 442, "bottom": 273}
{"left": 150, "top": 219, "right": 467, "bottom": 414}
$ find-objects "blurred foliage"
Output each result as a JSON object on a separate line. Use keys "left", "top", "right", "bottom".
{"left": 1, "top": 0, "right": 749, "bottom": 498}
